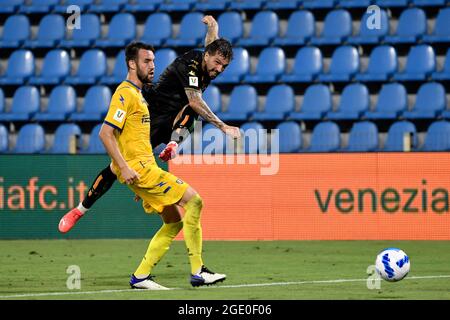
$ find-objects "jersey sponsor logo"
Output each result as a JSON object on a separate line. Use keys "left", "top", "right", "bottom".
{"left": 189, "top": 64, "right": 198, "bottom": 70}
{"left": 113, "top": 109, "right": 126, "bottom": 123}
{"left": 188, "top": 70, "right": 196, "bottom": 76}
{"left": 141, "top": 115, "right": 151, "bottom": 124}
{"left": 189, "top": 76, "right": 198, "bottom": 87}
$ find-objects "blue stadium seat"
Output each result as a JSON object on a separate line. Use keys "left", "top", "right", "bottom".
{"left": 89, "top": 0, "right": 128, "bottom": 13}
{"left": 412, "top": 0, "right": 446, "bottom": 6}
{"left": 384, "top": 121, "right": 418, "bottom": 152}
{"left": 356, "top": 45, "right": 398, "bottom": 82}
{"left": 252, "top": 84, "right": 295, "bottom": 121}
{"left": 0, "top": 86, "right": 40, "bottom": 122}
{"left": 0, "top": 15, "right": 30, "bottom": 48}
{"left": 422, "top": 121, "right": 450, "bottom": 151}
{"left": 203, "top": 85, "right": 221, "bottom": 114}
{"left": 34, "top": 86, "right": 77, "bottom": 122}
{"left": 195, "top": 0, "right": 230, "bottom": 10}
{"left": 423, "top": 8, "right": 450, "bottom": 43}
{"left": 348, "top": 9, "right": 389, "bottom": 44}
{"left": 218, "top": 11, "right": 244, "bottom": 45}
{"left": 160, "top": 0, "right": 196, "bottom": 11}
{"left": 375, "top": 0, "right": 410, "bottom": 7}
{"left": 311, "top": 9, "right": 352, "bottom": 45}
{"left": 339, "top": 0, "right": 372, "bottom": 7}
{"left": 13, "top": 124, "right": 45, "bottom": 154}
{"left": 244, "top": 47, "right": 286, "bottom": 83}
{"left": 166, "top": 12, "right": 206, "bottom": 47}
{"left": 140, "top": 13, "right": 172, "bottom": 47}
{"left": 230, "top": 0, "right": 266, "bottom": 10}
{"left": 125, "top": 0, "right": 163, "bottom": 12}
{"left": 60, "top": 14, "right": 101, "bottom": 48}
{"left": 20, "top": 0, "right": 59, "bottom": 14}
{"left": 70, "top": 86, "right": 111, "bottom": 121}
{"left": 273, "top": 10, "right": 315, "bottom": 46}
{"left": 307, "top": 121, "right": 341, "bottom": 152}
{"left": 0, "top": 124, "right": 8, "bottom": 153}
{"left": 289, "top": 84, "right": 332, "bottom": 120}
{"left": 327, "top": 83, "right": 369, "bottom": 120}
{"left": 96, "top": 13, "right": 136, "bottom": 48}
{"left": 385, "top": 8, "right": 427, "bottom": 44}
{"left": 319, "top": 46, "right": 359, "bottom": 82}
{"left": 50, "top": 123, "right": 82, "bottom": 154}
{"left": 65, "top": 49, "right": 107, "bottom": 85}
{"left": 237, "top": 11, "right": 279, "bottom": 47}
{"left": 55, "top": 0, "right": 95, "bottom": 12}
{"left": 344, "top": 121, "right": 379, "bottom": 152}
{"left": 265, "top": 0, "right": 300, "bottom": 10}
{"left": 201, "top": 123, "right": 226, "bottom": 155}
{"left": 281, "top": 47, "right": 322, "bottom": 83}
{"left": 0, "top": 89, "right": 4, "bottom": 114}
{"left": 276, "top": 121, "right": 302, "bottom": 153}
{"left": 24, "top": 14, "right": 65, "bottom": 48}
{"left": 394, "top": 45, "right": 436, "bottom": 81}
{"left": 214, "top": 47, "right": 249, "bottom": 84}
{"left": 240, "top": 122, "right": 266, "bottom": 154}
{"left": 0, "top": 50, "right": 35, "bottom": 85}
{"left": 0, "top": 0, "right": 24, "bottom": 14}
{"left": 154, "top": 49, "right": 177, "bottom": 82}
{"left": 403, "top": 82, "right": 446, "bottom": 119}
{"left": 101, "top": 50, "right": 126, "bottom": 85}
{"left": 303, "top": 0, "right": 337, "bottom": 8}
{"left": 431, "top": 49, "right": 450, "bottom": 80}
{"left": 29, "top": 49, "right": 70, "bottom": 85}
{"left": 216, "top": 85, "right": 258, "bottom": 121}
{"left": 85, "top": 124, "right": 105, "bottom": 154}
{"left": 364, "top": 83, "right": 407, "bottom": 119}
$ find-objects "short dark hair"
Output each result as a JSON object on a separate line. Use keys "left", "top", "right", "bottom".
{"left": 125, "top": 41, "right": 155, "bottom": 70}
{"left": 205, "top": 38, "right": 233, "bottom": 61}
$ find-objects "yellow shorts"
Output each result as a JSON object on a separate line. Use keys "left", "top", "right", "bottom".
{"left": 122, "top": 162, "right": 189, "bottom": 214}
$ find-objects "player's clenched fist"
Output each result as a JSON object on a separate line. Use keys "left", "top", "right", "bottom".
{"left": 202, "top": 15, "right": 218, "bottom": 28}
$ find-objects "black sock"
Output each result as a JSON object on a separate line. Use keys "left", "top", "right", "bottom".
{"left": 81, "top": 165, "right": 117, "bottom": 209}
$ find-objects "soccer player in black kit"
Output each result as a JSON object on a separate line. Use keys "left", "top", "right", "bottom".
{"left": 59, "top": 15, "right": 240, "bottom": 234}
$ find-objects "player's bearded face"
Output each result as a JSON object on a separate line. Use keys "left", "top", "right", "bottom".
{"left": 205, "top": 52, "right": 229, "bottom": 79}
{"left": 136, "top": 49, "right": 155, "bottom": 84}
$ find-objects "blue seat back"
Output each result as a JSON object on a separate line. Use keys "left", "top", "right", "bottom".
{"left": 11, "top": 86, "right": 40, "bottom": 114}
{"left": 51, "top": 123, "right": 82, "bottom": 154}
{"left": 385, "top": 121, "right": 418, "bottom": 151}
{"left": 395, "top": 8, "right": 427, "bottom": 37}
{"left": 366, "top": 45, "right": 397, "bottom": 75}
{"left": 433, "top": 8, "right": 450, "bottom": 36}
{"left": 338, "top": 83, "right": 369, "bottom": 114}
{"left": 111, "top": 50, "right": 127, "bottom": 79}
{"left": 292, "top": 46, "right": 322, "bottom": 77}
{"left": 216, "top": 47, "right": 249, "bottom": 80}
{"left": 309, "top": 121, "right": 341, "bottom": 152}
{"left": 240, "top": 122, "right": 265, "bottom": 154}
{"left": 423, "top": 121, "right": 450, "bottom": 151}
{"left": 0, "top": 125, "right": 8, "bottom": 153}
{"left": 71, "top": 14, "right": 100, "bottom": 41}
{"left": 375, "top": 83, "right": 407, "bottom": 113}
{"left": 142, "top": 13, "right": 172, "bottom": 43}
{"left": 264, "top": 84, "right": 295, "bottom": 114}
{"left": 82, "top": 86, "right": 112, "bottom": 115}
{"left": 248, "top": 11, "right": 279, "bottom": 41}
{"left": 47, "top": 85, "right": 77, "bottom": 115}
{"left": 285, "top": 10, "right": 315, "bottom": 39}
{"left": 154, "top": 49, "right": 177, "bottom": 81}
{"left": 321, "top": 9, "right": 352, "bottom": 38}
{"left": 107, "top": 13, "right": 136, "bottom": 42}
{"left": 177, "top": 12, "right": 206, "bottom": 41}
{"left": 36, "top": 14, "right": 65, "bottom": 41}
{"left": 347, "top": 121, "right": 379, "bottom": 152}
{"left": 86, "top": 124, "right": 105, "bottom": 154}
{"left": 14, "top": 124, "right": 45, "bottom": 153}
{"left": 254, "top": 47, "right": 286, "bottom": 77}
{"left": 227, "top": 85, "right": 258, "bottom": 114}
{"left": 77, "top": 49, "right": 106, "bottom": 78}
{"left": 41, "top": 49, "right": 70, "bottom": 79}
{"left": 218, "top": 11, "right": 243, "bottom": 43}
{"left": 413, "top": 82, "right": 446, "bottom": 113}
{"left": 403, "top": 45, "right": 436, "bottom": 75}
{"left": 2, "top": 15, "right": 30, "bottom": 42}
{"left": 0, "top": 89, "right": 4, "bottom": 113}
{"left": 203, "top": 85, "right": 221, "bottom": 113}
{"left": 329, "top": 46, "right": 359, "bottom": 76}
{"left": 276, "top": 121, "right": 302, "bottom": 153}
{"left": 6, "top": 50, "right": 35, "bottom": 79}
{"left": 301, "top": 84, "right": 332, "bottom": 114}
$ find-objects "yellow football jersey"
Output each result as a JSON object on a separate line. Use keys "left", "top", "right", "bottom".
{"left": 104, "top": 80, "right": 156, "bottom": 171}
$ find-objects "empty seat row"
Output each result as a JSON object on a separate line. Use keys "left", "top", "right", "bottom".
{"left": 3, "top": 44, "right": 449, "bottom": 87}
{"left": 3, "top": 7, "right": 450, "bottom": 50}
{"left": 0, "top": 80, "right": 448, "bottom": 123}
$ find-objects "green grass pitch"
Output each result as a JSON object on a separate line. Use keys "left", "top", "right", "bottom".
{"left": 1, "top": 240, "right": 449, "bottom": 300}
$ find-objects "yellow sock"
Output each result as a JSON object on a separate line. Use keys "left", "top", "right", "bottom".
{"left": 134, "top": 220, "right": 183, "bottom": 277}
{"left": 183, "top": 194, "right": 204, "bottom": 274}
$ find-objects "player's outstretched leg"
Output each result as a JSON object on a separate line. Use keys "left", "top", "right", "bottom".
{"left": 58, "top": 165, "right": 117, "bottom": 233}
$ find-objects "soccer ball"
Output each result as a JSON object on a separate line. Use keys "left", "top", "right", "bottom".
{"left": 375, "top": 248, "right": 410, "bottom": 282}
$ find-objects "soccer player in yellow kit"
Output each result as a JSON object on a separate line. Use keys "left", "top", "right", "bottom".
{"left": 99, "top": 42, "right": 226, "bottom": 290}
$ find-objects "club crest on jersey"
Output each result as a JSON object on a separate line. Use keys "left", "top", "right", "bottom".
{"left": 189, "top": 76, "right": 198, "bottom": 87}
{"left": 113, "top": 109, "right": 126, "bottom": 123}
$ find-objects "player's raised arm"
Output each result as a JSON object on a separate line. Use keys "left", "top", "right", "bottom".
{"left": 202, "top": 15, "right": 219, "bottom": 47}
{"left": 184, "top": 88, "right": 240, "bottom": 139}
